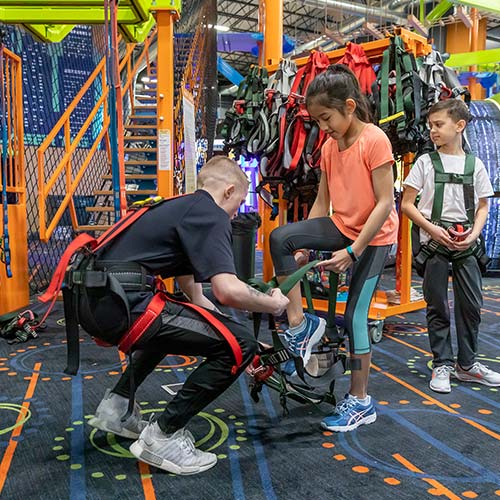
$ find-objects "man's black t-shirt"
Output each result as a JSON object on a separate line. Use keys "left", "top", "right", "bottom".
{"left": 99, "top": 190, "right": 236, "bottom": 282}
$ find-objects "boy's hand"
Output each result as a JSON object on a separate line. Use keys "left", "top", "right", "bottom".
{"left": 316, "top": 249, "right": 353, "bottom": 273}
{"left": 428, "top": 225, "right": 454, "bottom": 249}
{"left": 450, "top": 235, "right": 477, "bottom": 251}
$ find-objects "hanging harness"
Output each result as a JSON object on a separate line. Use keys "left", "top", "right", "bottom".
{"left": 373, "top": 36, "right": 429, "bottom": 158}
{"left": 414, "top": 152, "right": 489, "bottom": 274}
{"left": 39, "top": 196, "right": 244, "bottom": 377}
{"left": 221, "top": 65, "right": 269, "bottom": 158}
{"left": 0, "top": 29, "right": 12, "bottom": 278}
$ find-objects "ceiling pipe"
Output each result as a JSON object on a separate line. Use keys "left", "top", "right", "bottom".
{"left": 296, "top": 0, "right": 406, "bottom": 24}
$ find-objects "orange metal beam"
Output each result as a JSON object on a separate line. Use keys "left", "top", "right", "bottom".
{"left": 0, "top": 47, "right": 29, "bottom": 314}
{"left": 259, "top": 0, "right": 283, "bottom": 281}
{"left": 155, "top": 9, "right": 175, "bottom": 198}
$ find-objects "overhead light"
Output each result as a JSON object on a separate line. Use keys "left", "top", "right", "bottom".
{"left": 214, "top": 25, "right": 230, "bottom": 32}
{"left": 141, "top": 76, "right": 150, "bottom": 83}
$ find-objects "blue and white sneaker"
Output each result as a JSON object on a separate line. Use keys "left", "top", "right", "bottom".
{"left": 321, "top": 394, "right": 377, "bottom": 432}
{"left": 282, "top": 313, "right": 326, "bottom": 376}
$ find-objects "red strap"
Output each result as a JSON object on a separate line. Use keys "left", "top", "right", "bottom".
{"left": 118, "top": 293, "right": 244, "bottom": 376}
{"left": 165, "top": 296, "right": 243, "bottom": 375}
{"left": 118, "top": 292, "right": 167, "bottom": 354}
{"left": 39, "top": 233, "right": 96, "bottom": 303}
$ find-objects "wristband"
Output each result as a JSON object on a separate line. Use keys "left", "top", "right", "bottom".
{"left": 346, "top": 245, "right": 358, "bottom": 262}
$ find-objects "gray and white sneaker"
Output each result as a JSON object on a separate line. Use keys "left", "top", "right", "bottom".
{"left": 453, "top": 362, "right": 500, "bottom": 387}
{"left": 130, "top": 422, "right": 217, "bottom": 475}
{"left": 88, "top": 389, "right": 147, "bottom": 439}
{"left": 429, "top": 365, "right": 454, "bottom": 393}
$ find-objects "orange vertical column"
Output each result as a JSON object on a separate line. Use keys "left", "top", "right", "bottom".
{"left": 446, "top": 15, "right": 487, "bottom": 100}
{"left": 154, "top": 7, "right": 179, "bottom": 199}
{"left": 259, "top": 0, "right": 283, "bottom": 281}
{"left": 0, "top": 49, "right": 29, "bottom": 314}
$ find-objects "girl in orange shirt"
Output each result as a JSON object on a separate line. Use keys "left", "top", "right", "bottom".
{"left": 270, "top": 64, "right": 398, "bottom": 432}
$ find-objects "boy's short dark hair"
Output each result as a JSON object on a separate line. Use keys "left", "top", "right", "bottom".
{"left": 428, "top": 99, "right": 473, "bottom": 124}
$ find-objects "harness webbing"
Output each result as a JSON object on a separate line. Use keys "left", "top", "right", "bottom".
{"left": 429, "top": 151, "right": 476, "bottom": 225}
{"left": 0, "top": 32, "right": 11, "bottom": 278}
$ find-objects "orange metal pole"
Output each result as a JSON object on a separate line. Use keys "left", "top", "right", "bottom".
{"left": 155, "top": 9, "right": 175, "bottom": 199}
{"left": 0, "top": 50, "right": 28, "bottom": 314}
{"left": 259, "top": 0, "right": 283, "bottom": 281}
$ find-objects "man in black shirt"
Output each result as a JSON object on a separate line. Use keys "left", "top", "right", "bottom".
{"left": 88, "top": 156, "right": 288, "bottom": 475}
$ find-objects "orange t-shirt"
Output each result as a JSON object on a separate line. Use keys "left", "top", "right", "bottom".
{"left": 320, "top": 123, "right": 398, "bottom": 246}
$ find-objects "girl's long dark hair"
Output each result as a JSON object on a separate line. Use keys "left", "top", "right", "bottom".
{"left": 305, "top": 64, "right": 372, "bottom": 123}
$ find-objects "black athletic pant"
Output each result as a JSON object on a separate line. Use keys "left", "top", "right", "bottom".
{"left": 423, "top": 253, "right": 482, "bottom": 368}
{"left": 113, "top": 301, "right": 257, "bottom": 434}
{"left": 270, "top": 217, "right": 390, "bottom": 355}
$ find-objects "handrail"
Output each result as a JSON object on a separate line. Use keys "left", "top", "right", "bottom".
{"left": 37, "top": 29, "right": 156, "bottom": 242}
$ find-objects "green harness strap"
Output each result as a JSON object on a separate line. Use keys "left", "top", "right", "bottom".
{"left": 430, "top": 151, "right": 476, "bottom": 225}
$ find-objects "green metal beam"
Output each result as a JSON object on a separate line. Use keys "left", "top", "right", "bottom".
{"left": 120, "top": 14, "right": 156, "bottom": 43}
{"left": 22, "top": 23, "right": 75, "bottom": 43}
{"left": 445, "top": 48, "right": 500, "bottom": 67}
{"left": 426, "top": 0, "right": 453, "bottom": 23}
{"left": 449, "top": 0, "right": 500, "bottom": 15}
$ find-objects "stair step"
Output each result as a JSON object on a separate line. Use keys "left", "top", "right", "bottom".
{"left": 102, "top": 174, "right": 157, "bottom": 180}
{"left": 125, "top": 124, "right": 157, "bottom": 130}
{"left": 134, "top": 105, "right": 157, "bottom": 110}
{"left": 124, "top": 147, "right": 157, "bottom": 153}
{"left": 76, "top": 224, "right": 112, "bottom": 232}
{"left": 94, "top": 189, "right": 158, "bottom": 196}
{"left": 123, "top": 135, "right": 157, "bottom": 141}
{"left": 135, "top": 95, "right": 157, "bottom": 101}
{"left": 108, "top": 159, "right": 157, "bottom": 166}
{"left": 85, "top": 206, "right": 114, "bottom": 212}
{"left": 129, "top": 114, "right": 156, "bottom": 121}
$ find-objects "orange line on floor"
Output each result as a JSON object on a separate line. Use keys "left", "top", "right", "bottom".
{"left": 371, "top": 363, "right": 459, "bottom": 414}
{"left": 393, "top": 453, "right": 462, "bottom": 500}
{"left": 0, "top": 362, "right": 42, "bottom": 493}
{"left": 119, "top": 352, "right": 156, "bottom": 499}
{"left": 383, "top": 334, "right": 432, "bottom": 355}
{"left": 371, "top": 363, "right": 500, "bottom": 441}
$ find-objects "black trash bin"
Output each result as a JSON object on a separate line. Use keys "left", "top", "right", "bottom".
{"left": 231, "top": 212, "right": 262, "bottom": 282}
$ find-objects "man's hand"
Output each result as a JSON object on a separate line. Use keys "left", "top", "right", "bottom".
{"left": 316, "top": 248, "right": 353, "bottom": 273}
{"left": 268, "top": 288, "right": 289, "bottom": 316}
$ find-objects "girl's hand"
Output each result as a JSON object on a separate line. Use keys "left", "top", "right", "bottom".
{"left": 294, "top": 249, "right": 310, "bottom": 267}
{"left": 316, "top": 249, "right": 353, "bottom": 273}
{"left": 427, "top": 225, "right": 454, "bottom": 249}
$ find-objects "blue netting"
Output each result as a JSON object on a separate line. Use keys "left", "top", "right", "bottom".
{"left": 467, "top": 100, "right": 500, "bottom": 269}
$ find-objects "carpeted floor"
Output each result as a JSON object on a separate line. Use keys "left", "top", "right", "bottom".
{"left": 0, "top": 273, "right": 499, "bottom": 500}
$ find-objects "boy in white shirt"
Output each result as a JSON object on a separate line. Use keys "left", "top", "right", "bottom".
{"left": 402, "top": 99, "right": 500, "bottom": 393}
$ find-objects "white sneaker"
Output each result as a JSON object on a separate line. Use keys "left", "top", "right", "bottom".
{"left": 130, "top": 422, "right": 217, "bottom": 475}
{"left": 88, "top": 389, "right": 147, "bottom": 439}
{"left": 429, "top": 365, "right": 454, "bottom": 393}
{"left": 454, "top": 362, "right": 500, "bottom": 387}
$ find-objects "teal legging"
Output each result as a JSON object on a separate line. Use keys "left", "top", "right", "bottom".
{"left": 270, "top": 217, "right": 390, "bottom": 354}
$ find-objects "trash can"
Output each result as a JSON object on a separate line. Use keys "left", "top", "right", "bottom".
{"left": 231, "top": 212, "right": 262, "bottom": 282}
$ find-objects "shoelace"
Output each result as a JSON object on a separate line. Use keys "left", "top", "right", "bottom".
{"left": 179, "top": 430, "right": 197, "bottom": 454}
{"left": 334, "top": 397, "right": 359, "bottom": 415}
{"left": 435, "top": 365, "right": 453, "bottom": 377}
